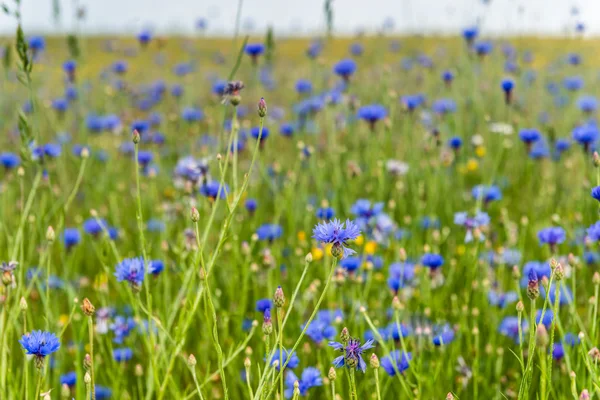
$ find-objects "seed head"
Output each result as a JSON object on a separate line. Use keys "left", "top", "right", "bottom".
{"left": 81, "top": 298, "right": 95, "bottom": 316}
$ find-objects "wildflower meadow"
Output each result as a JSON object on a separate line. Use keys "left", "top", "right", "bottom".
{"left": 1, "top": 1, "right": 600, "bottom": 399}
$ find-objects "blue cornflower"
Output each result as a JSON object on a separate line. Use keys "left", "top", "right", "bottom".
{"left": 113, "top": 347, "right": 133, "bottom": 362}
{"left": 60, "top": 371, "right": 77, "bottom": 387}
{"left": 329, "top": 338, "right": 375, "bottom": 373}
{"left": 83, "top": 218, "right": 108, "bottom": 236}
{"left": 357, "top": 104, "right": 387, "bottom": 127}
{"left": 19, "top": 330, "right": 60, "bottom": 358}
{"left": 536, "top": 309, "right": 554, "bottom": 328}
{"left": 577, "top": 95, "right": 598, "bottom": 113}
{"left": 63, "top": 228, "right": 80, "bottom": 249}
{"left": 462, "top": 26, "right": 478, "bottom": 42}
{"left": 267, "top": 349, "right": 299, "bottom": 371}
{"left": 95, "top": 386, "right": 112, "bottom": 399}
{"left": 304, "top": 319, "right": 337, "bottom": 344}
{"left": 387, "top": 262, "right": 416, "bottom": 292}
{"left": 52, "top": 98, "right": 69, "bottom": 113}
{"left": 401, "top": 94, "right": 424, "bottom": 111}
{"left": 245, "top": 198, "right": 258, "bottom": 213}
{"left": 0, "top": 152, "right": 20, "bottom": 169}
{"left": 563, "top": 76, "right": 584, "bottom": 91}
{"left": 182, "top": 107, "right": 204, "bottom": 122}
{"left": 295, "top": 79, "right": 312, "bottom": 95}
{"left": 448, "top": 136, "right": 462, "bottom": 150}
{"left": 454, "top": 211, "right": 490, "bottom": 242}
{"left": 110, "top": 316, "right": 136, "bottom": 343}
{"left": 148, "top": 260, "right": 164, "bottom": 275}
{"left": 350, "top": 42, "right": 363, "bottom": 56}
{"left": 474, "top": 41, "right": 493, "bottom": 56}
{"left": 568, "top": 52, "right": 581, "bottom": 65}
{"left": 212, "top": 80, "right": 227, "bottom": 96}
{"left": 555, "top": 138, "right": 571, "bottom": 155}
{"left": 501, "top": 78, "right": 515, "bottom": 93}
{"left": 432, "top": 98, "right": 456, "bottom": 114}
{"left": 251, "top": 126, "right": 269, "bottom": 141}
{"left": 541, "top": 283, "right": 573, "bottom": 306}
{"left": 137, "top": 150, "right": 153, "bottom": 166}
{"left": 592, "top": 186, "right": 600, "bottom": 202}
{"left": 488, "top": 290, "right": 519, "bottom": 308}
{"left": 137, "top": 30, "right": 152, "bottom": 45}
{"left": 552, "top": 343, "right": 564, "bottom": 360}
{"left": 316, "top": 207, "right": 335, "bottom": 220}
{"left": 146, "top": 219, "right": 165, "bottom": 232}
{"left": 245, "top": 43, "right": 265, "bottom": 58}
{"left": 471, "top": 184, "right": 502, "bottom": 204}
{"left": 421, "top": 253, "right": 444, "bottom": 270}
{"left": 351, "top": 199, "right": 384, "bottom": 220}
{"left": 28, "top": 36, "right": 45, "bottom": 52}
{"left": 572, "top": 124, "right": 598, "bottom": 149}
{"left": 115, "top": 257, "right": 145, "bottom": 288}
{"left": 333, "top": 59, "right": 357, "bottom": 80}
{"left": 432, "top": 325, "right": 455, "bottom": 346}
{"left": 171, "top": 84, "right": 184, "bottom": 97}
{"left": 256, "top": 299, "right": 272, "bottom": 313}
{"left": 442, "top": 70, "right": 454, "bottom": 84}
{"left": 537, "top": 227, "right": 566, "bottom": 247}
{"left": 499, "top": 316, "right": 527, "bottom": 343}
{"left": 380, "top": 351, "right": 411, "bottom": 376}
{"left": 284, "top": 367, "right": 323, "bottom": 398}
{"left": 520, "top": 262, "right": 551, "bottom": 288}
{"left": 519, "top": 128, "right": 541, "bottom": 145}
{"left": 199, "top": 181, "right": 228, "bottom": 200}
{"left": 112, "top": 60, "right": 128, "bottom": 74}
{"left": 340, "top": 256, "right": 362, "bottom": 273}
{"left": 280, "top": 123, "right": 295, "bottom": 137}
{"left": 312, "top": 219, "right": 361, "bottom": 259}
{"left": 256, "top": 224, "right": 283, "bottom": 241}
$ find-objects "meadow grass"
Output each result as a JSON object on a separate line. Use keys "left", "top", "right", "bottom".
{"left": 0, "top": 24, "right": 600, "bottom": 400}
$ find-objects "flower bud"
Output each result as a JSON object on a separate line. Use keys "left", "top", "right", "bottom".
{"left": 593, "top": 272, "right": 600, "bottom": 285}
{"left": 191, "top": 207, "right": 200, "bottom": 222}
{"left": 135, "top": 364, "right": 143, "bottom": 376}
{"left": 340, "top": 327, "right": 350, "bottom": 345}
{"left": 392, "top": 296, "right": 401, "bottom": 311}
{"left": 536, "top": 324, "right": 549, "bottom": 347}
{"left": 516, "top": 301, "right": 524, "bottom": 313}
{"left": 46, "top": 226, "right": 55, "bottom": 242}
{"left": 81, "top": 298, "right": 95, "bottom": 316}
{"left": 61, "top": 383, "right": 71, "bottom": 398}
{"left": 370, "top": 353, "right": 380, "bottom": 369}
{"left": 81, "top": 147, "right": 90, "bottom": 159}
{"left": 188, "top": 354, "right": 197, "bottom": 367}
{"left": 328, "top": 367, "right": 336, "bottom": 381}
{"left": 258, "top": 97, "right": 267, "bottom": 118}
{"left": 19, "top": 296, "right": 28, "bottom": 312}
{"left": 244, "top": 357, "right": 251, "bottom": 368}
{"left": 588, "top": 347, "right": 600, "bottom": 362}
{"left": 330, "top": 244, "right": 344, "bottom": 259}
{"left": 305, "top": 252, "right": 313, "bottom": 263}
{"left": 580, "top": 389, "right": 591, "bottom": 400}
{"left": 594, "top": 151, "right": 600, "bottom": 167}
{"left": 132, "top": 129, "right": 141, "bottom": 144}
{"left": 554, "top": 263, "right": 565, "bottom": 281}
{"left": 84, "top": 353, "right": 92, "bottom": 371}
{"left": 274, "top": 286, "right": 285, "bottom": 308}
{"left": 446, "top": 394, "right": 456, "bottom": 400}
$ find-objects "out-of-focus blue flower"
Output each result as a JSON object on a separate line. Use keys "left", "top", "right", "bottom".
{"left": 577, "top": 95, "right": 598, "bottom": 113}
{"left": 0, "top": 153, "right": 20, "bottom": 169}
{"left": 499, "top": 316, "right": 527, "bottom": 343}
{"left": 536, "top": 309, "right": 554, "bottom": 328}
{"left": 113, "top": 347, "right": 133, "bottom": 362}
{"left": 421, "top": 253, "right": 444, "bottom": 270}
{"left": 295, "top": 79, "right": 312, "bottom": 94}
{"left": 454, "top": 211, "right": 490, "bottom": 242}
{"left": 537, "top": 227, "right": 566, "bottom": 247}
{"left": 182, "top": 107, "right": 204, "bottom": 122}
{"left": 563, "top": 76, "right": 584, "bottom": 91}
{"left": 333, "top": 59, "right": 357, "bottom": 80}
{"left": 474, "top": 41, "right": 493, "bottom": 56}
{"left": 199, "top": 181, "right": 228, "bottom": 200}
{"left": 316, "top": 207, "right": 335, "bottom": 220}
{"left": 380, "top": 350, "right": 411, "bottom": 376}
{"left": 357, "top": 104, "right": 387, "bottom": 125}
{"left": 432, "top": 98, "right": 456, "bottom": 114}
{"left": 256, "top": 299, "right": 272, "bottom": 313}
{"left": 519, "top": 128, "right": 541, "bottom": 144}
{"left": 488, "top": 290, "right": 519, "bottom": 308}
{"left": 256, "top": 224, "right": 283, "bottom": 241}
{"left": 267, "top": 349, "right": 299, "bottom": 371}
{"left": 471, "top": 185, "right": 502, "bottom": 203}
{"left": 284, "top": 367, "right": 322, "bottom": 398}
{"left": 63, "top": 228, "right": 81, "bottom": 249}
{"left": 148, "top": 260, "right": 164, "bottom": 275}
{"left": 60, "top": 371, "right": 77, "bottom": 387}
{"left": 245, "top": 43, "right": 265, "bottom": 57}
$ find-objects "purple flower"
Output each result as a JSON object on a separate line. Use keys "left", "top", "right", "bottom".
{"left": 19, "top": 330, "right": 60, "bottom": 358}
{"left": 312, "top": 219, "right": 361, "bottom": 258}
{"left": 537, "top": 227, "right": 566, "bottom": 247}
{"left": 329, "top": 338, "right": 375, "bottom": 372}
{"left": 115, "top": 257, "right": 145, "bottom": 288}
{"left": 380, "top": 350, "right": 411, "bottom": 376}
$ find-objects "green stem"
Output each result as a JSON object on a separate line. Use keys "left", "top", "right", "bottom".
{"left": 88, "top": 316, "right": 96, "bottom": 400}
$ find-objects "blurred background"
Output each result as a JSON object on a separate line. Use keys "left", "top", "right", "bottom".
{"left": 0, "top": 0, "right": 594, "bottom": 36}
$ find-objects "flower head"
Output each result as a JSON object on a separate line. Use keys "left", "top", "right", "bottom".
{"left": 380, "top": 350, "right": 411, "bottom": 376}
{"left": 115, "top": 257, "right": 145, "bottom": 288}
{"left": 19, "top": 330, "right": 60, "bottom": 358}
{"left": 312, "top": 219, "right": 361, "bottom": 258}
{"left": 284, "top": 367, "right": 323, "bottom": 398}
{"left": 329, "top": 338, "right": 375, "bottom": 372}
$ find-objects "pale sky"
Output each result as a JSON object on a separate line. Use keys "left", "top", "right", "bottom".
{"left": 0, "top": 0, "right": 595, "bottom": 36}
